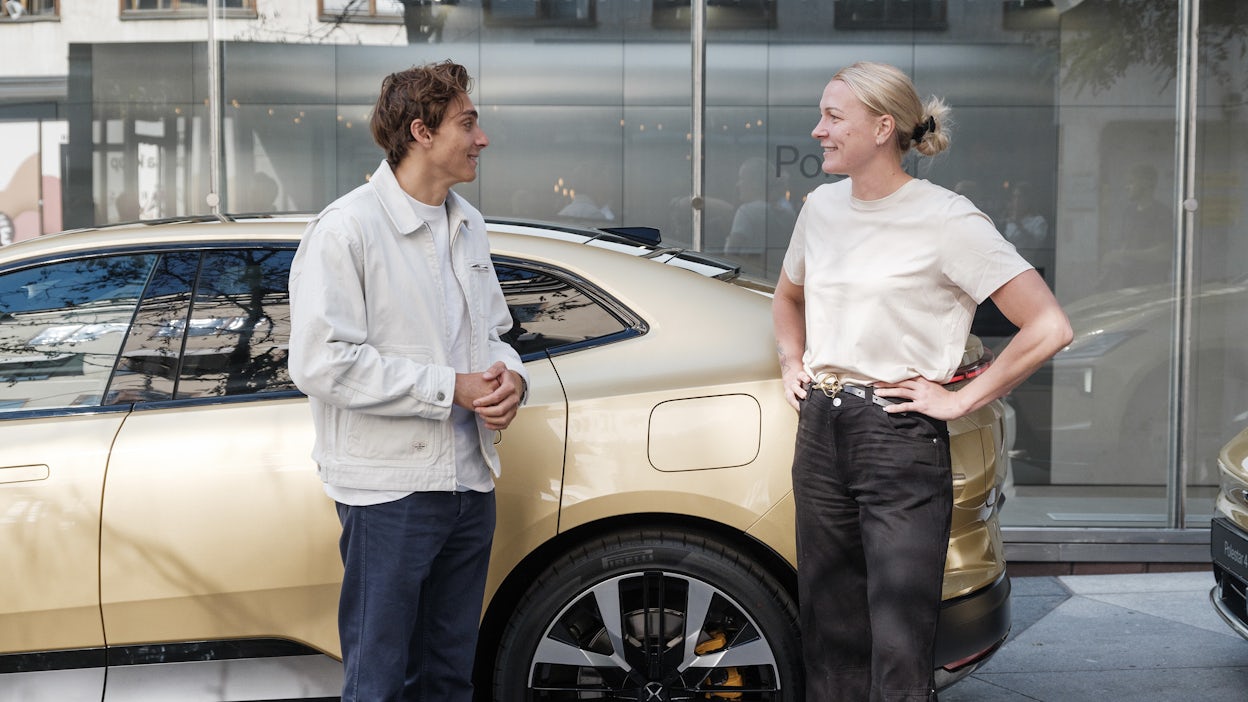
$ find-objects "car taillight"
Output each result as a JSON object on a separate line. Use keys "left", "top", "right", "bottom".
{"left": 941, "top": 639, "right": 1003, "bottom": 672}
{"left": 946, "top": 347, "right": 994, "bottom": 385}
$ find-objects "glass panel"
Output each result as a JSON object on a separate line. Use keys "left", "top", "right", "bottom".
{"left": 123, "top": 0, "right": 253, "bottom": 11}
{"left": 2, "top": 0, "right": 58, "bottom": 18}
{"left": 109, "top": 253, "right": 200, "bottom": 403}
{"left": 485, "top": 0, "right": 593, "bottom": 24}
{"left": 712, "top": 1, "right": 1180, "bottom": 528}
{"left": 223, "top": 104, "right": 339, "bottom": 214}
{"left": 0, "top": 120, "right": 64, "bottom": 237}
{"left": 832, "top": 0, "right": 947, "bottom": 31}
{"left": 496, "top": 262, "right": 627, "bottom": 358}
{"left": 624, "top": 106, "right": 692, "bottom": 249}
{"left": 651, "top": 0, "right": 777, "bottom": 30}
{"left": 488, "top": 0, "right": 540, "bottom": 20}
{"left": 480, "top": 106, "right": 623, "bottom": 225}
{"left": 1020, "top": 1, "right": 1179, "bottom": 526}
{"left": 704, "top": 106, "right": 797, "bottom": 281}
{"left": 1190, "top": 0, "right": 1248, "bottom": 525}
{"left": 476, "top": 0, "right": 634, "bottom": 220}
{"left": 70, "top": 42, "right": 212, "bottom": 228}
{"left": 321, "top": 0, "right": 355, "bottom": 14}
{"left": 0, "top": 255, "right": 157, "bottom": 411}
{"left": 221, "top": 43, "right": 341, "bottom": 213}
{"left": 176, "top": 249, "right": 296, "bottom": 398}
{"left": 702, "top": 39, "right": 782, "bottom": 278}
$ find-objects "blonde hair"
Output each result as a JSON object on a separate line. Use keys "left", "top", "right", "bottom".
{"left": 832, "top": 61, "right": 951, "bottom": 157}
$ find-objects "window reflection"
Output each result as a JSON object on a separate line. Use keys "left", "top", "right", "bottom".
{"left": 177, "top": 249, "right": 296, "bottom": 399}
{"left": 108, "top": 248, "right": 297, "bottom": 403}
{"left": 321, "top": 0, "right": 405, "bottom": 19}
{"left": 496, "top": 262, "right": 629, "bottom": 359}
{"left": 486, "top": 0, "right": 594, "bottom": 25}
{"left": 109, "top": 253, "right": 199, "bottom": 403}
{"left": 651, "top": 0, "right": 776, "bottom": 30}
{"left": 831, "top": 0, "right": 946, "bottom": 30}
{"left": 0, "top": 255, "right": 157, "bottom": 411}
{"left": 1, "top": 0, "right": 57, "bottom": 19}
{"left": 121, "top": 0, "right": 254, "bottom": 14}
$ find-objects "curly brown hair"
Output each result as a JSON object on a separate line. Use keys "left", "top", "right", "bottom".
{"left": 370, "top": 60, "right": 473, "bottom": 168}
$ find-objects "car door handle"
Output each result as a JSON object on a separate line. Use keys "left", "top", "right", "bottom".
{"left": 0, "top": 465, "right": 50, "bottom": 484}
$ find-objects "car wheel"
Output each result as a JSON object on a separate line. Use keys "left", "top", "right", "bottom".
{"left": 493, "top": 529, "right": 802, "bottom": 700}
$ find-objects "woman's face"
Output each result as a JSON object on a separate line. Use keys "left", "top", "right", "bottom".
{"left": 811, "top": 79, "right": 886, "bottom": 178}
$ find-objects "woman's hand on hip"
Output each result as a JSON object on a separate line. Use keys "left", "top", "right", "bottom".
{"left": 781, "top": 367, "right": 811, "bottom": 412}
{"left": 873, "top": 377, "right": 969, "bottom": 421}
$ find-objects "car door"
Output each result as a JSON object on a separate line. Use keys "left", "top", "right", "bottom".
{"left": 96, "top": 248, "right": 572, "bottom": 698}
{"left": 483, "top": 259, "right": 568, "bottom": 604}
{"left": 97, "top": 247, "right": 343, "bottom": 700}
{"left": 0, "top": 252, "right": 159, "bottom": 701}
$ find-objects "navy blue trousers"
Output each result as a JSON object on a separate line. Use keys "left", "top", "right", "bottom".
{"left": 793, "top": 388, "right": 952, "bottom": 702}
{"left": 335, "top": 489, "right": 496, "bottom": 702}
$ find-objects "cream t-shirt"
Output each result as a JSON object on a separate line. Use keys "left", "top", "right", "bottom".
{"left": 782, "top": 178, "right": 1031, "bottom": 386}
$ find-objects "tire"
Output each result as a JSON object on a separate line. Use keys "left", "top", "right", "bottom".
{"left": 493, "top": 528, "right": 803, "bottom": 701}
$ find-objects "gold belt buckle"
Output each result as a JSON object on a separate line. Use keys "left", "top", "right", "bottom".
{"left": 813, "top": 375, "right": 843, "bottom": 398}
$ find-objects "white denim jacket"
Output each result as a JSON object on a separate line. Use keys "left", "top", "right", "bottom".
{"left": 288, "top": 160, "right": 527, "bottom": 492}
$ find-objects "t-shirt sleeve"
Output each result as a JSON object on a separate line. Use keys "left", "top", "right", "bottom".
{"left": 782, "top": 201, "right": 809, "bottom": 284}
{"left": 941, "top": 205, "right": 1034, "bottom": 304}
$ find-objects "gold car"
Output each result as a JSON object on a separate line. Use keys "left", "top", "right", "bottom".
{"left": 1212, "top": 424, "right": 1248, "bottom": 640}
{"left": 0, "top": 217, "right": 1010, "bottom": 700}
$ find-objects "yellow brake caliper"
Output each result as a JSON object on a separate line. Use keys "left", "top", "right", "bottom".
{"left": 694, "top": 632, "right": 743, "bottom": 700}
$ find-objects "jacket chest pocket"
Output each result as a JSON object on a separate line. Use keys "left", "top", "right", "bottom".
{"left": 461, "top": 258, "right": 493, "bottom": 318}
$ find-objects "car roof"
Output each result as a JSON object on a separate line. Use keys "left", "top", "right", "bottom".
{"left": 0, "top": 217, "right": 305, "bottom": 264}
{"left": 0, "top": 216, "right": 742, "bottom": 281}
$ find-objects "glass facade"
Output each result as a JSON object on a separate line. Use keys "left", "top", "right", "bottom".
{"left": 2, "top": 1, "right": 1246, "bottom": 545}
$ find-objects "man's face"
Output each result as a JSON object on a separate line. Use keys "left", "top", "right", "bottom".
{"left": 426, "top": 93, "right": 489, "bottom": 186}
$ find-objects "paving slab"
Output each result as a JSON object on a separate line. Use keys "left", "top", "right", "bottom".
{"left": 940, "top": 574, "right": 1248, "bottom": 702}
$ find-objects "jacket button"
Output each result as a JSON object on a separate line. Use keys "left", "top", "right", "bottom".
{"left": 436, "top": 391, "right": 446, "bottom": 401}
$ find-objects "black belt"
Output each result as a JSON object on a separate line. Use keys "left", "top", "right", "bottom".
{"left": 811, "top": 379, "right": 901, "bottom": 408}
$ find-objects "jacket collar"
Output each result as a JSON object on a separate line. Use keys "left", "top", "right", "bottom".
{"left": 369, "top": 159, "right": 471, "bottom": 237}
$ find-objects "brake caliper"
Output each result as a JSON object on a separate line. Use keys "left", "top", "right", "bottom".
{"left": 694, "top": 632, "right": 743, "bottom": 700}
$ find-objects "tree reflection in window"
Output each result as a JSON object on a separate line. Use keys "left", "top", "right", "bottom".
{"left": 108, "top": 252, "right": 199, "bottom": 403}
{"left": 0, "top": 254, "right": 157, "bottom": 411}
{"left": 177, "top": 249, "right": 296, "bottom": 399}
{"left": 109, "top": 248, "right": 296, "bottom": 403}
{"left": 495, "top": 262, "right": 630, "bottom": 359}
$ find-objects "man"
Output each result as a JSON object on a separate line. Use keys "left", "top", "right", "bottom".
{"left": 288, "top": 60, "right": 527, "bottom": 702}
{"left": 1100, "top": 163, "right": 1173, "bottom": 290}
{"left": 724, "top": 156, "right": 794, "bottom": 277}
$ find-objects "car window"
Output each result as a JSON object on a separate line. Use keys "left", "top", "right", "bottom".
{"left": 177, "top": 248, "right": 296, "bottom": 398}
{"left": 108, "top": 248, "right": 297, "bottom": 403}
{"left": 495, "top": 261, "right": 631, "bottom": 359}
{"left": 0, "top": 254, "right": 158, "bottom": 411}
{"left": 108, "top": 252, "right": 200, "bottom": 403}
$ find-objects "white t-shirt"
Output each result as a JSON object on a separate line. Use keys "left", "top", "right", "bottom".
{"left": 783, "top": 178, "right": 1031, "bottom": 386}
{"left": 325, "top": 196, "right": 493, "bottom": 507}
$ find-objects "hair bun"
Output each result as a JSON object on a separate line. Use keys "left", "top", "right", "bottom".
{"left": 912, "top": 115, "right": 936, "bottom": 143}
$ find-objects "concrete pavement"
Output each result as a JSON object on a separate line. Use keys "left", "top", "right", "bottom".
{"left": 943, "top": 571, "right": 1248, "bottom": 701}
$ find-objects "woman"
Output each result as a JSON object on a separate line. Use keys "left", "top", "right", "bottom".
{"left": 772, "top": 62, "right": 1072, "bottom": 701}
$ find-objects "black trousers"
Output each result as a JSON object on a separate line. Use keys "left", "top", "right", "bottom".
{"left": 792, "top": 387, "right": 952, "bottom": 702}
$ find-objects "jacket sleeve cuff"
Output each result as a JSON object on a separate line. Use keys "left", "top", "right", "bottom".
{"left": 421, "top": 364, "right": 456, "bottom": 419}
{"left": 505, "top": 361, "right": 530, "bottom": 406}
